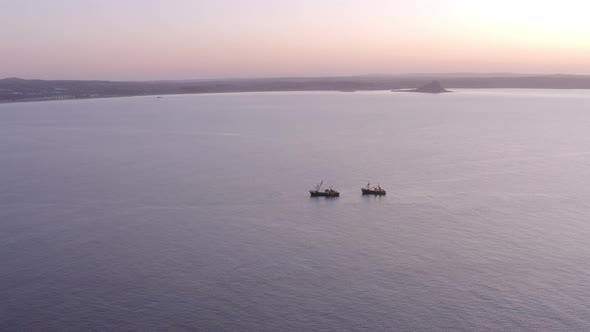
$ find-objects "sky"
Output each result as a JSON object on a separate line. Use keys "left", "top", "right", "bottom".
{"left": 2, "top": 0, "right": 590, "bottom": 80}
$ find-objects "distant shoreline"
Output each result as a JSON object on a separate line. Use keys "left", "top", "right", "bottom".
{"left": 3, "top": 75, "right": 590, "bottom": 104}
{"left": 4, "top": 88, "right": 590, "bottom": 105}
{"left": 4, "top": 87, "right": 590, "bottom": 105}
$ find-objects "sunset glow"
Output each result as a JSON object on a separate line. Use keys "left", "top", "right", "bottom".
{"left": 2, "top": 0, "right": 590, "bottom": 79}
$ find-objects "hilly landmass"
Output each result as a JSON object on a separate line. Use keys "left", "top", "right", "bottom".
{"left": 2, "top": 74, "right": 590, "bottom": 103}
{"left": 395, "top": 80, "right": 451, "bottom": 93}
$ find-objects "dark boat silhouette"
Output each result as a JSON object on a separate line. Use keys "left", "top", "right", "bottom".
{"left": 361, "top": 182, "right": 386, "bottom": 195}
{"left": 310, "top": 181, "right": 340, "bottom": 197}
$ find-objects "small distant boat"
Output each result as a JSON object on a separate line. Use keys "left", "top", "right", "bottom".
{"left": 310, "top": 180, "right": 340, "bottom": 197}
{"left": 361, "top": 182, "right": 386, "bottom": 195}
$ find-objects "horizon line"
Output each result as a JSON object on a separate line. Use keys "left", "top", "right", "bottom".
{"left": 3, "top": 72, "right": 590, "bottom": 83}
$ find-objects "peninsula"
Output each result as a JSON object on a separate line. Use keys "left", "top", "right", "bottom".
{"left": 395, "top": 80, "right": 451, "bottom": 93}
{"left": 2, "top": 74, "right": 590, "bottom": 103}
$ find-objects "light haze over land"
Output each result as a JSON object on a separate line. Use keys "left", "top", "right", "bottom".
{"left": 2, "top": 0, "right": 590, "bottom": 80}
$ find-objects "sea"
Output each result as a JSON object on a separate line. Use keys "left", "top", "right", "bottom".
{"left": 1, "top": 89, "right": 590, "bottom": 331}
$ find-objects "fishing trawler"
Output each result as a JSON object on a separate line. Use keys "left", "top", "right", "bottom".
{"left": 310, "top": 181, "right": 340, "bottom": 197}
{"left": 361, "top": 182, "right": 386, "bottom": 195}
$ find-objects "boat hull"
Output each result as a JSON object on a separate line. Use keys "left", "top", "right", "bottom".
{"left": 361, "top": 189, "right": 386, "bottom": 195}
{"left": 310, "top": 190, "right": 340, "bottom": 197}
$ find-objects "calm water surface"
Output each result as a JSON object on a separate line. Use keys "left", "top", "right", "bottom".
{"left": 2, "top": 90, "right": 590, "bottom": 331}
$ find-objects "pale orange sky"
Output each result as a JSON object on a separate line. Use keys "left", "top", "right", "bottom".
{"left": 2, "top": 0, "right": 590, "bottom": 80}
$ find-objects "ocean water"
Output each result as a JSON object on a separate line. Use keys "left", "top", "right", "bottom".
{"left": 2, "top": 90, "right": 590, "bottom": 331}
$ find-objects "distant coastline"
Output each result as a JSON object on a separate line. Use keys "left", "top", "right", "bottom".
{"left": 393, "top": 80, "right": 451, "bottom": 94}
{"left": 3, "top": 74, "right": 590, "bottom": 103}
